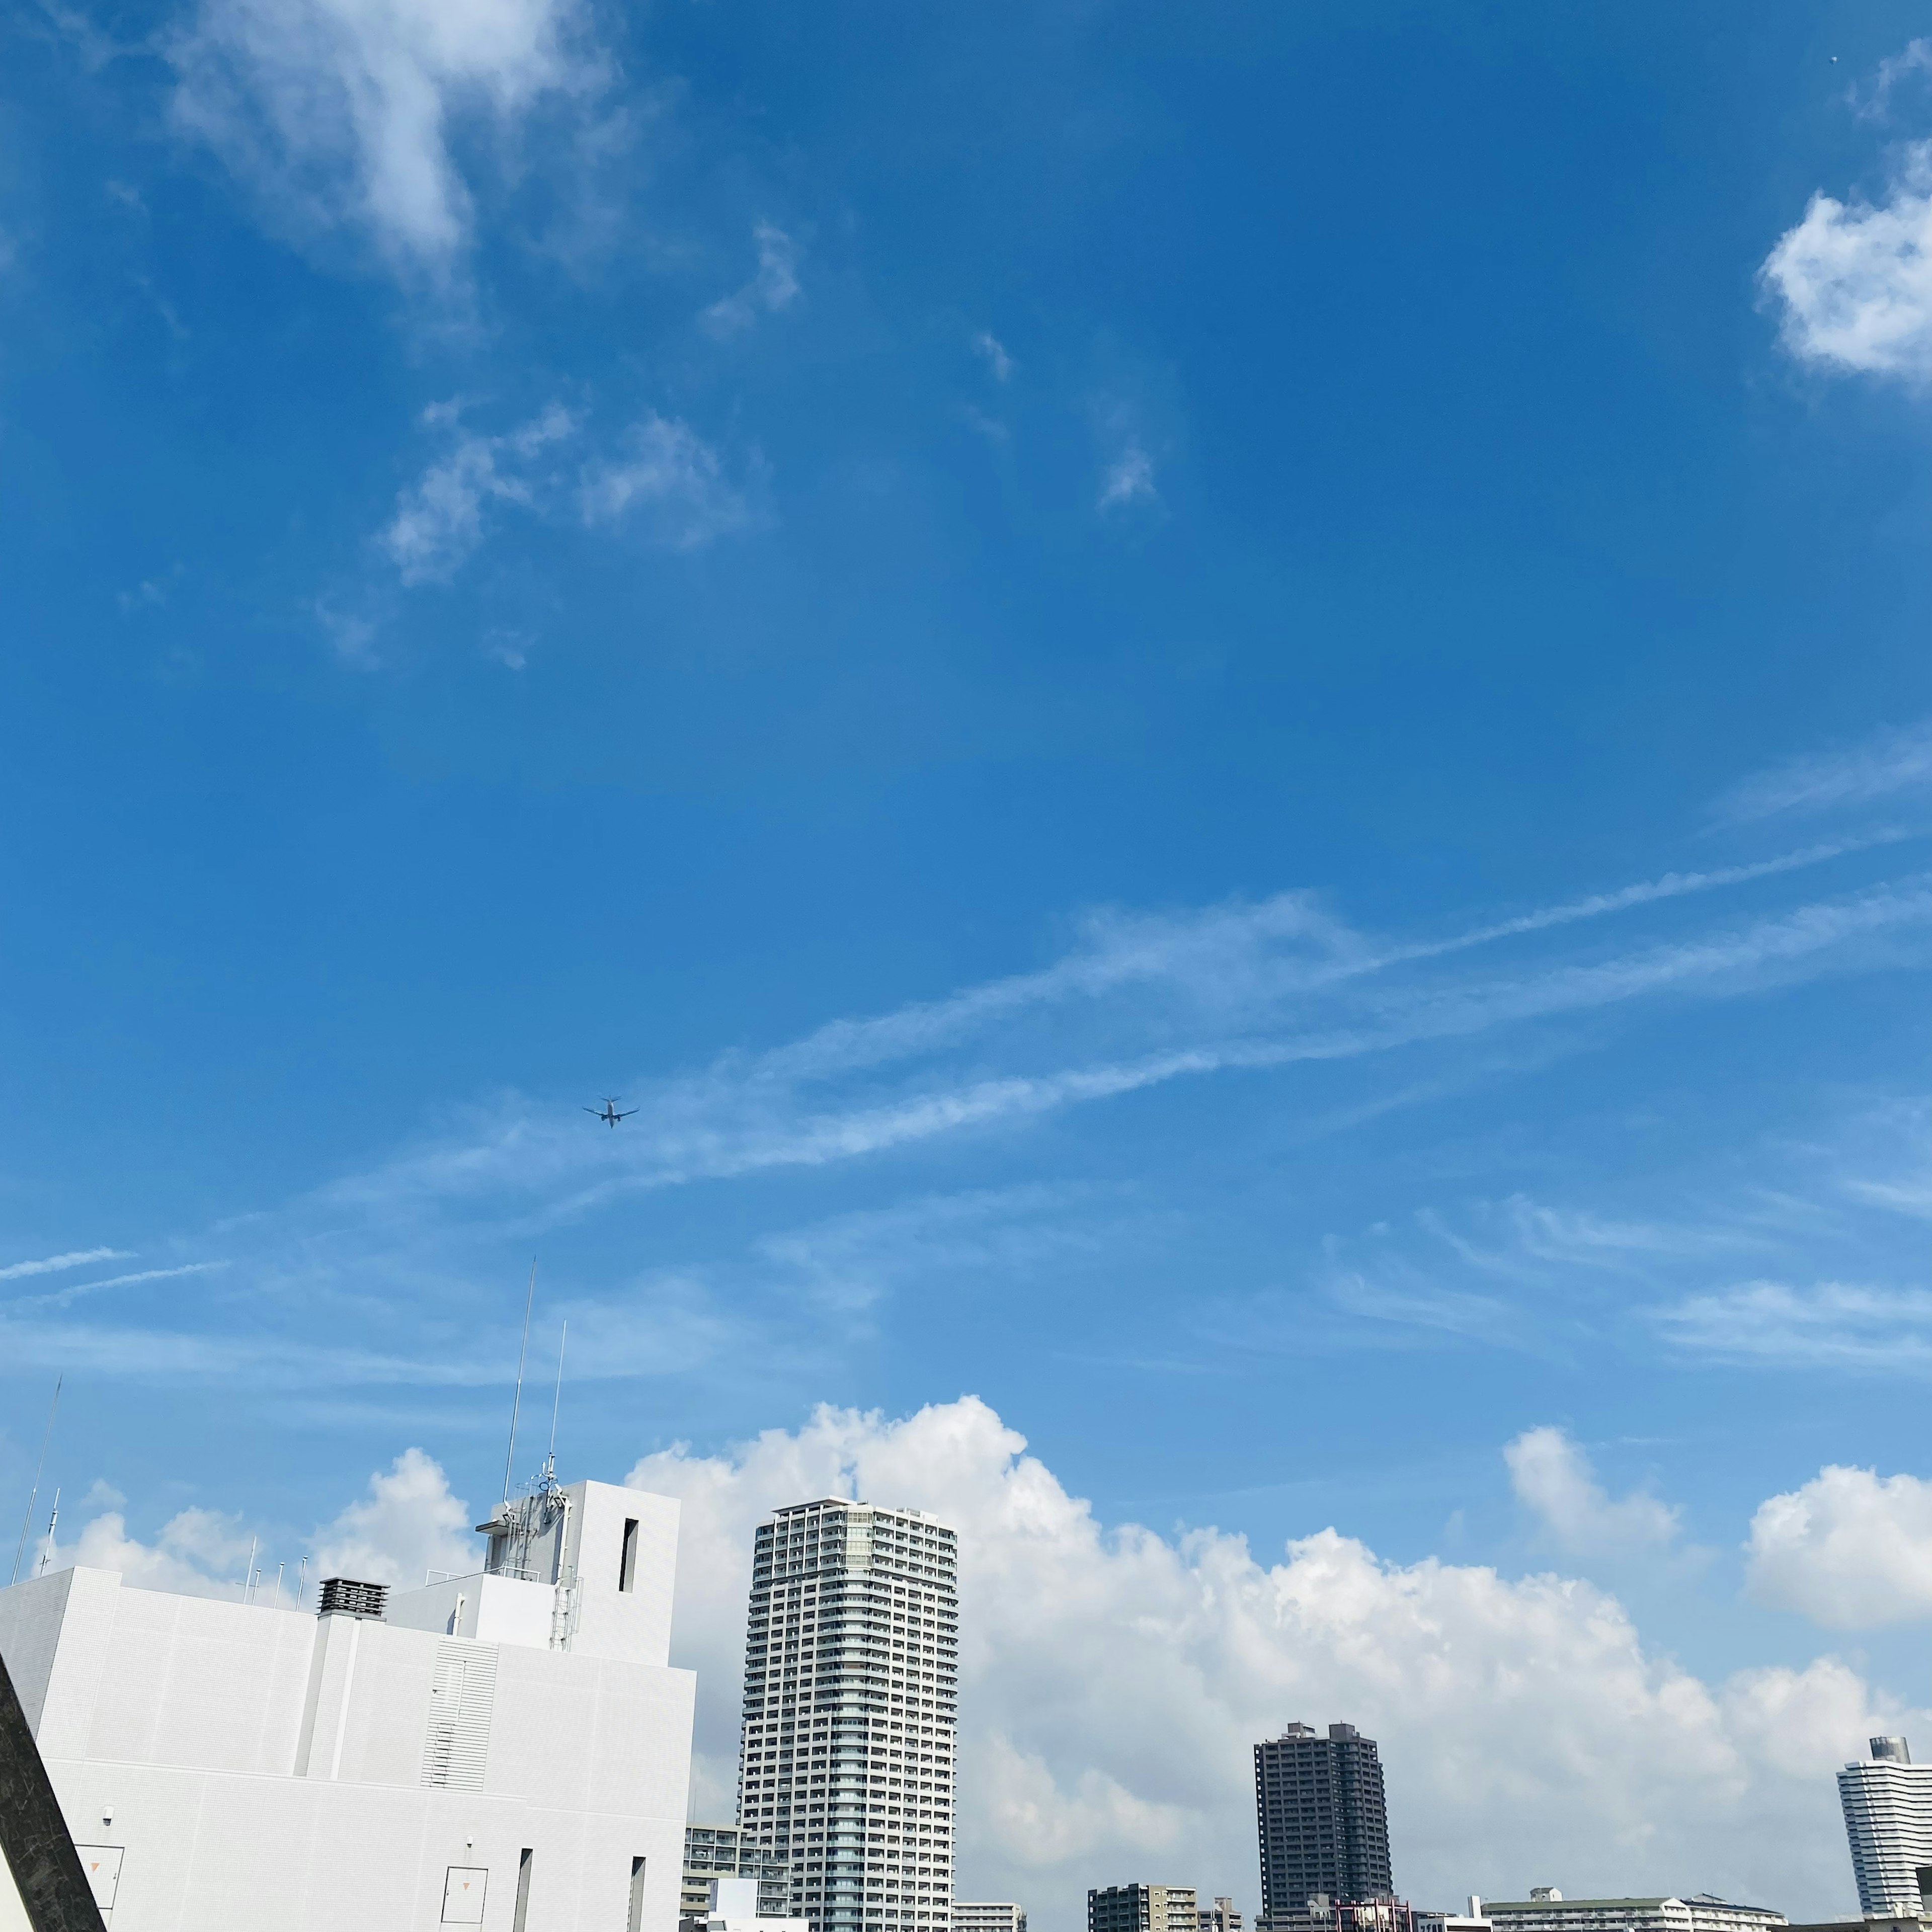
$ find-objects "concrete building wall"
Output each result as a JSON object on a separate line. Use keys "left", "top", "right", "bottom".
{"left": 0, "top": 1476, "right": 696, "bottom": 1932}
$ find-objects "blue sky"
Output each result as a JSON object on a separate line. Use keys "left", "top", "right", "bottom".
{"left": 14, "top": 0, "right": 1932, "bottom": 1904}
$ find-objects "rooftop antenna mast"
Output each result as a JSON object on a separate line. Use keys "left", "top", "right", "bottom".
{"left": 501, "top": 1260, "right": 537, "bottom": 1507}
{"left": 544, "top": 1321, "right": 568, "bottom": 1483}
{"left": 35, "top": 1488, "right": 59, "bottom": 1578}
{"left": 10, "top": 1374, "right": 61, "bottom": 1588}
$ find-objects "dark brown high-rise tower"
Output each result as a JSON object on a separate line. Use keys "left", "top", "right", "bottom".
{"left": 1253, "top": 1722, "right": 1394, "bottom": 1915}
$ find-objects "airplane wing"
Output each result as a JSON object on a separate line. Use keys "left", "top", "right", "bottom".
{"left": 618, "top": 1108, "right": 638, "bottom": 1119}
{"left": 582, "top": 1106, "right": 601, "bottom": 1116}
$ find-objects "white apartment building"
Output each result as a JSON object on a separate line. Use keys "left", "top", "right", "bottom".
{"left": 955, "top": 1905, "right": 1028, "bottom": 1932}
{"left": 1841, "top": 1737, "right": 1932, "bottom": 1917}
{"left": 735, "top": 1499, "right": 958, "bottom": 1932}
{"left": 0, "top": 1475, "right": 696, "bottom": 1931}
{"left": 1487, "top": 1898, "right": 1786, "bottom": 1932}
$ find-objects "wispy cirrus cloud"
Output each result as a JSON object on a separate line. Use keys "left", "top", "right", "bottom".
{"left": 1651, "top": 1279, "right": 1932, "bottom": 1375}
{"left": 701, "top": 221, "right": 801, "bottom": 337}
{"left": 381, "top": 401, "right": 749, "bottom": 587}
{"left": 0, "top": 1246, "right": 131, "bottom": 1281}
{"left": 167, "top": 0, "right": 603, "bottom": 274}
{"left": 258, "top": 850, "right": 1932, "bottom": 1234}
{"left": 4, "top": 1260, "right": 229, "bottom": 1314}
{"left": 1097, "top": 440, "right": 1155, "bottom": 511}
{"left": 19, "top": 823, "right": 1932, "bottom": 1388}
{"left": 383, "top": 401, "right": 578, "bottom": 584}
{"left": 579, "top": 413, "right": 753, "bottom": 547}
{"left": 1717, "top": 719, "right": 1932, "bottom": 823}
{"left": 973, "top": 331, "right": 1013, "bottom": 382}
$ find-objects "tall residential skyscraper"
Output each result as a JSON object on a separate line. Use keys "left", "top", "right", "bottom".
{"left": 1839, "top": 1735, "right": 1932, "bottom": 1915}
{"left": 1254, "top": 1722, "right": 1395, "bottom": 1914}
{"left": 736, "top": 1498, "right": 959, "bottom": 1932}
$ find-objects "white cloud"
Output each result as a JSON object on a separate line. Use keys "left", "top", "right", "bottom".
{"left": 1652, "top": 1280, "right": 1932, "bottom": 1376}
{"left": 702, "top": 222, "right": 801, "bottom": 337}
{"left": 1097, "top": 440, "right": 1156, "bottom": 511}
{"left": 634, "top": 1397, "right": 1889, "bottom": 1922}
{"left": 0, "top": 1247, "right": 131, "bottom": 1281}
{"left": 1505, "top": 1425, "right": 1681, "bottom": 1554}
{"left": 59, "top": 1505, "right": 258, "bottom": 1598}
{"left": 273, "top": 860, "right": 1932, "bottom": 1264}
{"left": 579, "top": 413, "right": 750, "bottom": 548}
{"left": 167, "top": 0, "right": 598, "bottom": 271}
{"left": 973, "top": 332, "right": 1013, "bottom": 382}
{"left": 1749, "top": 1466, "right": 1932, "bottom": 1628}
{"left": 1763, "top": 141, "right": 1932, "bottom": 381}
{"left": 17, "top": 833, "right": 1932, "bottom": 1389}
{"left": 1718, "top": 720, "right": 1932, "bottom": 823}
{"left": 5, "top": 1260, "right": 227, "bottom": 1314}
{"left": 38, "top": 1447, "right": 475, "bottom": 1600}
{"left": 383, "top": 401, "right": 577, "bottom": 583}
{"left": 308, "top": 1446, "right": 478, "bottom": 1587}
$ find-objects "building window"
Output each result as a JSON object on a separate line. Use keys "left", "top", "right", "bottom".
{"left": 621, "top": 1518, "right": 640, "bottom": 1592}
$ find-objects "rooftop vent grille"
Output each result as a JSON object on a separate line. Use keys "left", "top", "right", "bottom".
{"left": 318, "top": 1576, "right": 389, "bottom": 1619}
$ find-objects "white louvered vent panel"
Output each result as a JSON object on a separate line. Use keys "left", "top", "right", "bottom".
{"left": 422, "top": 1641, "right": 498, "bottom": 1792}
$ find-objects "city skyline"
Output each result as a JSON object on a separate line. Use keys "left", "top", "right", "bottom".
{"left": 11, "top": 0, "right": 1932, "bottom": 1928}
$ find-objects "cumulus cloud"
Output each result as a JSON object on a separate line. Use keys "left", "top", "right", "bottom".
{"left": 383, "top": 400, "right": 578, "bottom": 584}
{"left": 1748, "top": 1465, "right": 1932, "bottom": 1628}
{"left": 39, "top": 1447, "right": 475, "bottom": 1601}
{"left": 1505, "top": 1425, "right": 1681, "bottom": 1554}
{"left": 167, "top": 0, "right": 598, "bottom": 271}
{"left": 58, "top": 1505, "right": 258, "bottom": 1598}
{"left": 702, "top": 223, "right": 802, "bottom": 337}
{"left": 308, "top": 1445, "right": 478, "bottom": 1587}
{"left": 580, "top": 414, "right": 751, "bottom": 547}
{"left": 1763, "top": 141, "right": 1932, "bottom": 382}
{"left": 633, "top": 1396, "right": 1890, "bottom": 1921}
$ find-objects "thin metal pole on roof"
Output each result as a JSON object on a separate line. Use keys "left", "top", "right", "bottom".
{"left": 546, "top": 1321, "right": 568, "bottom": 1475}
{"left": 501, "top": 1259, "right": 537, "bottom": 1506}
{"left": 10, "top": 1376, "right": 61, "bottom": 1589}
{"left": 36, "top": 1490, "right": 59, "bottom": 1578}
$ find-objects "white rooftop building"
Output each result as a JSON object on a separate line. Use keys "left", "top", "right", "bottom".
{"left": 1485, "top": 1898, "right": 1786, "bottom": 1932}
{"left": 0, "top": 1474, "right": 696, "bottom": 1931}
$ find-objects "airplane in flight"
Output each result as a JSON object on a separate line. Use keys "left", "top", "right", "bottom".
{"left": 585, "top": 1096, "right": 637, "bottom": 1127}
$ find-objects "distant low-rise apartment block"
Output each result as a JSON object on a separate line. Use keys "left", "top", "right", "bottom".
{"left": 1091, "top": 1884, "right": 1201, "bottom": 1932}
{"left": 1486, "top": 1895, "right": 1786, "bottom": 1932}
{"left": 683, "top": 1822, "right": 790, "bottom": 1925}
{"left": 1201, "top": 1898, "right": 1245, "bottom": 1932}
{"left": 955, "top": 1903, "right": 1028, "bottom": 1932}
